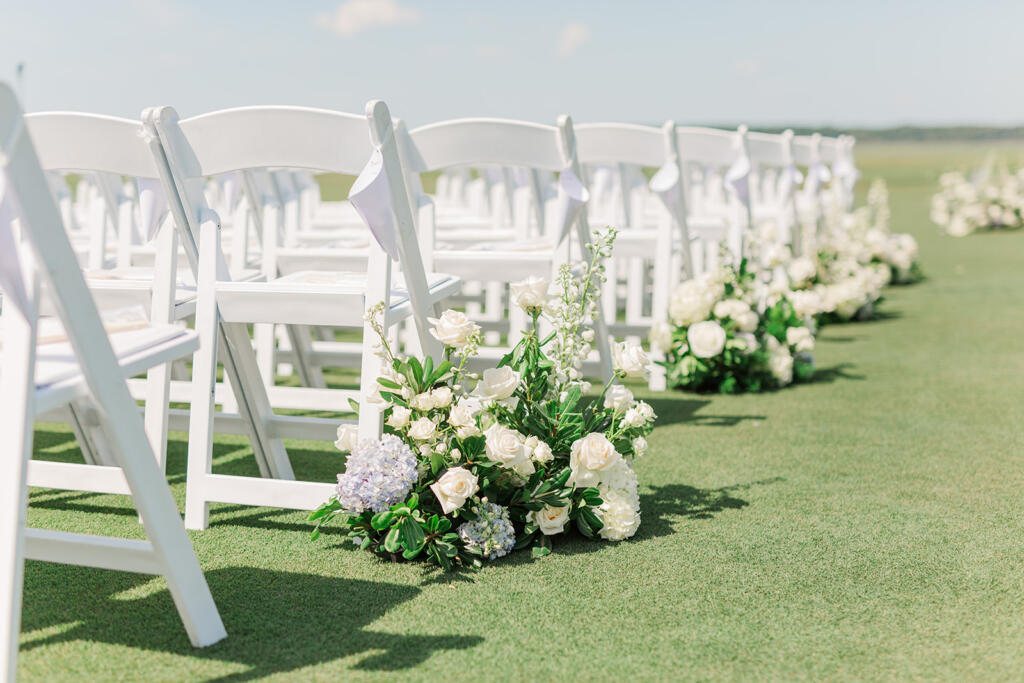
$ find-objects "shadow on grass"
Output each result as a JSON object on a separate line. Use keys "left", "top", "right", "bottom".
{"left": 20, "top": 564, "right": 482, "bottom": 679}
{"left": 644, "top": 397, "right": 765, "bottom": 428}
{"left": 811, "top": 363, "right": 866, "bottom": 384}
{"left": 635, "top": 480, "right": 770, "bottom": 538}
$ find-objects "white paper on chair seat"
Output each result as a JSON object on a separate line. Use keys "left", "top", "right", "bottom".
{"left": 349, "top": 149, "right": 399, "bottom": 260}
{"left": 440, "top": 237, "right": 555, "bottom": 253}
{"left": 274, "top": 269, "right": 455, "bottom": 300}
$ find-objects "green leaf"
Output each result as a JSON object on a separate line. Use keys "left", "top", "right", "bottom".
{"left": 370, "top": 511, "right": 395, "bottom": 530}
{"left": 400, "top": 516, "right": 426, "bottom": 550}
{"left": 580, "top": 507, "right": 604, "bottom": 533}
{"left": 383, "top": 526, "right": 401, "bottom": 553}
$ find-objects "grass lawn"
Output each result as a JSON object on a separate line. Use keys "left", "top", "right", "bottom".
{"left": 18, "top": 141, "right": 1024, "bottom": 680}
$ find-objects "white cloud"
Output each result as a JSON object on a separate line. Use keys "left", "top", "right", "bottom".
{"left": 315, "top": 0, "right": 421, "bottom": 36}
{"left": 557, "top": 22, "right": 590, "bottom": 57}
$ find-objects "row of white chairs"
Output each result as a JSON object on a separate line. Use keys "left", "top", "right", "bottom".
{"left": 1, "top": 75, "right": 861, "bottom": 677}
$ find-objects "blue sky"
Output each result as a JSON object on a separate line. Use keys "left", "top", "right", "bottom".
{"left": 1, "top": 0, "right": 1020, "bottom": 126}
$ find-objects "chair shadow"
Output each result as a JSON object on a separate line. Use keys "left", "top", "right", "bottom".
{"left": 811, "top": 363, "right": 865, "bottom": 384}
{"left": 643, "top": 397, "right": 766, "bottom": 428}
{"left": 19, "top": 564, "right": 482, "bottom": 680}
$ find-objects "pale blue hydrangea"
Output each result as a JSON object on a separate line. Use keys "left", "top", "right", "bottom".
{"left": 335, "top": 434, "right": 418, "bottom": 514}
{"left": 457, "top": 502, "right": 515, "bottom": 560}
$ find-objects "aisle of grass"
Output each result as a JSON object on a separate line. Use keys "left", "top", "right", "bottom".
{"left": 18, "top": 142, "right": 1024, "bottom": 680}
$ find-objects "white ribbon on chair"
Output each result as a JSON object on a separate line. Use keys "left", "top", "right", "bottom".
{"left": 554, "top": 166, "right": 589, "bottom": 244}
{"left": 137, "top": 177, "right": 169, "bottom": 241}
{"left": 804, "top": 161, "right": 832, "bottom": 196}
{"left": 831, "top": 157, "right": 860, "bottom": 194}
{"left": 724, "top": 152, "right": 752, "bottom": 205}
{"left": 649, "top": 160, "right": 684, "bottom": 226}
{"left": 776, "top": 164, "right": 804, "bottom": 206}
{"left": 349, "top": 148, "right": 400, "bottom": 260}
{"left": 0, "top": 169, "right": 31, "bottom": 316}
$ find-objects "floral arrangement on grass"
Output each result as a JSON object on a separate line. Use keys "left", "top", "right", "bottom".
{"left": 931, "top": 166, "right": 1024, "bottom": 236}
{"left": 649, "top": 259, "right": 815, "bottom": 393}
{"left": 311, "top": 229, "right": 656, "bottom": 570}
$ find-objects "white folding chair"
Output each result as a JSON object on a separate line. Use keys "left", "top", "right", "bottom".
{"left": 143, "top": 100, "right": 459, "bottom": 529}
{"left": 397, "top": 115, "right": 614, "bottom": 380}
{"left": 0, "top": 83, "right": 225, "bottom": 680}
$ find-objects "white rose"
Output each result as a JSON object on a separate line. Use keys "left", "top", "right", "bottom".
{"left": 788, "top": 257, "right": 817, "bottom": 286}
{"left": 687, "top": 320, "right": 727, "bottom": 358}
{"left": 594, "top": 487, "right": 641, "bottom": 541}
{"left": 530, "top": 504, "right": 570, "bottom": 536}
{"left": 734, "top": 332, "right": 759, "bottom": 354}
{"left": 484, "top": 423, "right": 531, "bottom": 470}
{"left": 668, "top": 276, "right": 721, "bottom": 326}
{"left": 786, "top": 326, "right": 815, "bottom": 353}
{"left": 430, "top": 386, "right": 453, "bottom": 408}
{"left": 334, "top": 424, "right": 359, "bottom": 452}
{"left": 623, "top": 408, "right": 645, "bottom": 428}
{"left": 569, "top": 433, "right": 621, "bottom": 487}
{"left": 768, "top": 347, "right": 794, "bottom": 386}
{"left": 510, "top": 276, "right": 550, "bottom": 311}
{"left": 532, "top": 440, "right": 554, "bottom": 463}
{"left": 612, "top": 341, "right": 650, "bottom": 379}
{"left": 648, "top": 321, "right": 675, "bottom": 353}
{"left": 604, "top": 384, "right": 634, "bottom": 413}
{"left": 456, "top": 425, "right": 481, "bottom": 439}
{"left": 407, "top": 417, "right": 437, "bottom": 441}
{"left": 734, "top": 310, "right": 759, "bottom": 333}
{"left": 386, "top": 406, "right": 411, "bottom": 429}
{"left": 427, "top": 310, "right": 480, "bottom": 349}
{"left": 632, "top": 436, "right": 648, "bottom": 457}
{"left": 449, "top": 397, "right": 480, "bottom": 428}
{"left": 409, "top": 392, "right": 436, "bottom": 412}
{"left": 635, "top": 401, "right": 655, "bottom": 423}
{"left": 429, "top": 467, "right": 479, "bottom": 514}
{"left": 474, "top": 366, "right": 521, "bottom": 401}
{"left": 790, "top": 290, "right": 824, "bottom": 318}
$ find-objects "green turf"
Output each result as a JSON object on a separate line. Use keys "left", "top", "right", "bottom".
{"left": 18, "top": 142, "right": 1024, "bottom": 680}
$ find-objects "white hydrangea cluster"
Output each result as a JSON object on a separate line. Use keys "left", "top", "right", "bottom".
{"left": 931, "top": 167, "right": 1024, "bottom": 236}
{"left": 335, "top": 435, "right": 418, "bottom": 515}
{"left": 457, "top": 502, "right": 516, "bottom": 560}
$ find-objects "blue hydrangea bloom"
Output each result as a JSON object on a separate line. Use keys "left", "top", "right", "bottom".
{"left": 457, "top": 502, "right": 516, "bottom": 560}
{"left": 335, "top": 434, "right": 418, "bottom": 514}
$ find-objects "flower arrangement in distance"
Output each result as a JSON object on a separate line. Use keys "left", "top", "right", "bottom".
{"left": 650, "top": 258, "right": 815, "bottom": 393}
{"left": 931, "top": 163, "right": 1024, "bottom": 237}
{"left": 311, "top": 228, "right": 656, "bottom": 570}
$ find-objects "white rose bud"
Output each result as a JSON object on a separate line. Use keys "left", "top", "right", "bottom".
{"left": 604, "top": 384, "right": 634, "bottom": 413}
{"left": 687, "top": 320, "right": 727, "bottom": 358}
{"left": 430, "top": 386, "right": 454, "bottom": 408}
{"left": 334, "top": 424, "right": 359, "bottom": 452}
{"left": 410, "top": 392, "right": 436, "bottom": 412}
{"left": 532, "top": 440, "right": 554, "bottom": 463}
{"left": 429, "top": 467, "right": 479, "bottom": 514}
{"left": 407, "top": 417, "right": 437, "bottom": 441}
{"left": 612, "top": 340, "right": 651, "bottom": 379}
{"left": 530, "top": 504, "right": 570, "bottom": 535}
{"left": 473, "top": 366, "right": 521, "bottom": 401}
{"left": 385, "top": 406, "right": 411, "bottom": 429}
{"left": 427, "top": 309, "right": 480, "bottom": 350}
{"left": 623, "top": 408, "right": 645, "bottom": 428}
{"left": 510, "top": 276, "right": 550, "bottom": 311}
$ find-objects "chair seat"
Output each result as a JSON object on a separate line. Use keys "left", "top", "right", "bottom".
{"left": 215, "top": 270, "right": 462, "bottom": 327}
{"left": 25, "top": 323, "right": 199, "bottom": 414}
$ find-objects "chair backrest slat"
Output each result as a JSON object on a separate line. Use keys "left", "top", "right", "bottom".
{"left": 406, "top": 118, "right": 565, "bottom": 172}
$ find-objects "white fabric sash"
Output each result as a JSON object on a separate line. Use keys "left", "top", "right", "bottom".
{"left": 777, "top": 164, "right": 804, "bottom": 206}
{"left": 832, "top": 157, "right": 860, "bottom": 194}
{"left": 554, "top": 166, "right": 589, "bottom": 244}
{"left": 137, "top": 177, "right": 169, "bottom": 241}
{"left": 649, "top": 160, "right": 684, "bottom": 226}
{"left": 349, "top": 148, "right": 400, "bottom": 260}
{"left": 724, "top": 152, "right": 751, "bottom": 205}
{"left": 804, "top": 161, "right": 832, "bottom": 196}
